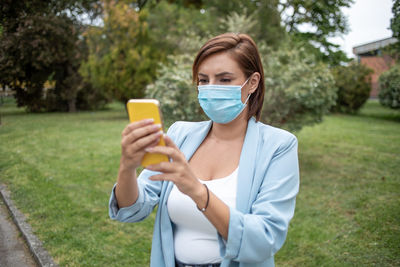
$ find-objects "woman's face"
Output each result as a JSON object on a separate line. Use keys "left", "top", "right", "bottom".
{"left": 197, "top": 52, "right": 257, "bottom": 103}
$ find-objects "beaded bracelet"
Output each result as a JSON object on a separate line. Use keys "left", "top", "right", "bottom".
{"left": 197, "top": 184, "right": 209, "bottom": 212}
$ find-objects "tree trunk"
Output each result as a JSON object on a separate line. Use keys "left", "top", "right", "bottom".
{"left": 68, "top": 98, "right": 76, "bottom": 113}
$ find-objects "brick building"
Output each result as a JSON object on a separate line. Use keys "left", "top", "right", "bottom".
{"left": 353, "top": 37, "right": 397, "bottom": 98}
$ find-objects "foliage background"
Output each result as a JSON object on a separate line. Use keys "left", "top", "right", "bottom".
{"left": 261, "top": 43, "right": 337, "bottom": 131}
{"left": 331, "top": 63, "right": 373, "bottom": 114}
{"left": 379, "top": 64, "right": 400, "bottom": 109}
{"left": 144, "top": 10, "right": 339, "bottom": 131}
{"left": 80, "top": 1, "right": 162, "bottom": 104}
{"left": 0, "top": 0, "right": 105, "bottom": 112}
{"left": 146, "top": 54, "right": 207, "bottom": 127}
{"left": 1, "top": 0, "right": 357, "bottom": 130}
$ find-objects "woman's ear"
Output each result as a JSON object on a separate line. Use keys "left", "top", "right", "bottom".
{"left": 248, "top": 72, "right": 261, "bottom": 94}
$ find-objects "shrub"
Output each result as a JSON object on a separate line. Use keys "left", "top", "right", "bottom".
{"left": 146, "top": 14, "right": 338, "bottom": 132}
{"left": 145, "top": 54, "right": 207, "bottom": 127}
{"left": 331, "top": 63, "right": 373, "bottom": 113}
{"left": 378, "top": 65, "right": 400, "bottom": 109}
{"left": 261, "top": 44, "right": 338, "bottom": 131}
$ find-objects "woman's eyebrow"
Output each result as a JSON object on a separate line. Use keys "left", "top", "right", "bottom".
{"left": 198, "top": 72, "right": 235, "bottom": 77}
{"left": 215, "top": 72, "right": 234, "bottom": 77}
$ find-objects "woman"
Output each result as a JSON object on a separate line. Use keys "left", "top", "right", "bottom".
{"left": 109, "top": 33, "right": 299, "bottom": 267}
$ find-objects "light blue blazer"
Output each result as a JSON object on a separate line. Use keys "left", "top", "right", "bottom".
{"left": 109, "top": 117, "right": 300, "bottom": 267}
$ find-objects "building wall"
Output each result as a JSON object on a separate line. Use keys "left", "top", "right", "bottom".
{"left": 359, "top": 55, "right": 395, "bottom": 98}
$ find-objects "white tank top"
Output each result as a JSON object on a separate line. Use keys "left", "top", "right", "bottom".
{"left": 167, "top": 167, "right": 238, "bottom": 264}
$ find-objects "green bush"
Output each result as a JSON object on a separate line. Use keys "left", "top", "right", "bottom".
{"left": 145, "top": 54, "right": 207, "bottom": 127}
{"left": 144, "top": 11, "right": 261, "bottom": 128}
{"left": 146, "top": 14, "right": 338, "bottom": 132}
{"left": 378, "top": 64, "right": 400, "bottom": 109}
{"left": 261, "top": 43, "right": 338, "bottom": 131}
{"left": 331, "top": 63, "right": 373, "bottom": 113}
{"left": 147, "top": 43, "right": 338, "bottom": 132}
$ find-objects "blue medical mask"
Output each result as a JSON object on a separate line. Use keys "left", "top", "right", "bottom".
{"left": 197, "top": 77, "right": 252, "bottom": 124}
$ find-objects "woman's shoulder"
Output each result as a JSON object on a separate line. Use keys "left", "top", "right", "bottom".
{"left": 256, "top": 121, "right": 296, "bottom": 139}
{"left": 253, "top": 120, "right": 298, "bottom": 151}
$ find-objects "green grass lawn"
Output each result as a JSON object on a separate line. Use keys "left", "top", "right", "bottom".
{"left": 0, "top": 98, "right": 399, "bottom": 266}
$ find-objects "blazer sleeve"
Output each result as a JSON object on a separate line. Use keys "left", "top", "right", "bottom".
{"left": 220, "top": 134, "right": 300, "bottom": 263}
{"left": 108, "top": 122, "right": 180, "bottom": 223}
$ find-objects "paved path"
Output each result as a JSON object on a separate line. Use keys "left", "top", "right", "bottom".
{"left": 0, "top": 184, "right": 58, "bottom": 267}
{"left": 0, "top": 200, "right": 37, "bottom": 267}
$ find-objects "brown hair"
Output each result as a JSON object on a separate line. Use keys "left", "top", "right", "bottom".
{"left": 192, "top": 33, "right": 265, "bottom": 121}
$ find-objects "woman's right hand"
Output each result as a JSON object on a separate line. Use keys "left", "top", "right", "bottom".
{"left": 120, "top": 119, "right": 163, "bottom": 171}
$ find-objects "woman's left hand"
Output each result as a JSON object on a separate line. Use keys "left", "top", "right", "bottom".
{"left": 145, "top": 135, "right": 205, "bottom": 200}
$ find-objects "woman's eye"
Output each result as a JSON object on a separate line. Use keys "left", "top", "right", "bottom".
{"left": 198, "top": 79, "right": 208, "bottom": 84}
{"left": 220, "top": 78, "right": 231, "bottom": 83}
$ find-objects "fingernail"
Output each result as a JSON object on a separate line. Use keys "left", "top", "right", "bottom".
{"left": 152, "top": 124, "right": 161, "bottom": 130}
{"left": 145, "top": 147, "right": 154, "bottom": 152}
{"left": 145, "top": 118, "right": 154, "bottom": 123}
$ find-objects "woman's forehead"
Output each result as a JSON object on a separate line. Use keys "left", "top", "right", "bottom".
{"left": 198, "top": 52, "right": 243, "bottom": 76}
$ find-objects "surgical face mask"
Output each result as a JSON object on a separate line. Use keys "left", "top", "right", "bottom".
{"left": 197, "top": 77, "right": 252, "bottom": 124}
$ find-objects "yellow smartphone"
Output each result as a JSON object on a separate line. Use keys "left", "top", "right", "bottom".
{"left": 126, "top": 99, "right": 169, "bottom": 167}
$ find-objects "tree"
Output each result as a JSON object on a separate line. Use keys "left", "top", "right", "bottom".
{"left": 136, "top": 0, "right": 351, "bottom": 64}
{"left": 278, "top": 0, "right": 353, "bottom": 65}
{"left": 141, "top": 0, "right": 285, "bottom": 55}
{"left": 0, "top": 13, "right": 75, "bottom": 112}
{"left": 80, "top": 0, "right": 162, "bottom": 104}
{"left": 145, "top": 1, "right": 214, "bottom": 56}
{"left": 0, "top": 0, "right": 106, "bottom": 112}
{"left": 203, "top": 0, "right": 285, "bottom": 47}
{"left": 391, "top": 0, "right": 400, "bottom": 53}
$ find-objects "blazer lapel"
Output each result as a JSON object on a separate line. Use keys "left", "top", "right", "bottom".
{"left": 161, "top": 120, "right": 213, "bottom": 207}
{"left": 160, "top": 121, "right": 213, "bottom": 267}
{"left": 180, "top": 120, "right": 213, "bottom": 161}
{"left": 236, "top": 117, "right": 259, "bottom": 212}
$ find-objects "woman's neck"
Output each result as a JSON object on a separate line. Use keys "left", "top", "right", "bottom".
{"left": 208, "top": 111, "right": 249, "bottom": 142}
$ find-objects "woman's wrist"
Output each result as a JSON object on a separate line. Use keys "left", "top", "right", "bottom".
{"left": 191, "top": 183, "right": 209, "bottom": 211}
{"left": 196, "top": 184, "right": 209, "bottom": 212}
{"left": 117, "top": 159, "right": 138, "bottom": 185}
{"left": 119, "top": 158, "right": 137, "bottom": 173}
